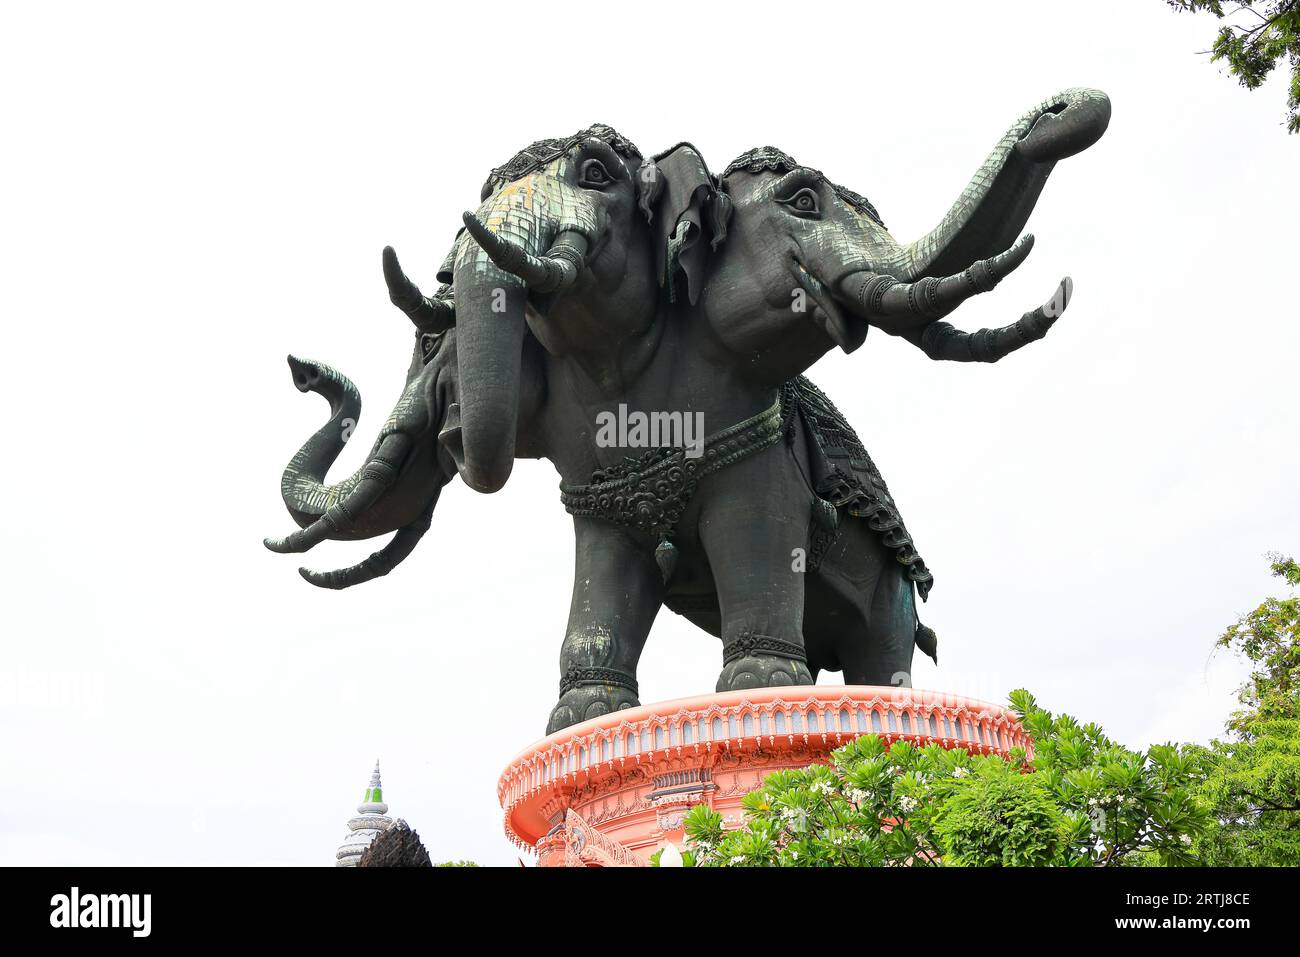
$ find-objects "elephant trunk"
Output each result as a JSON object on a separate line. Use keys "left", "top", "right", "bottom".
{"left": 451, "top": 248, "right": 530, "bottom": 493}
{"left": 452, "top": 194, "right": 586, "bottom": 493}
{"left": 892, "top": 88, "right": 1110, "bottom": 281}
{"left": 265, "top": 355, "right": 443, "bottom": 553}
{"left": 274, "top": 355, "right": 366, "bottom": 526}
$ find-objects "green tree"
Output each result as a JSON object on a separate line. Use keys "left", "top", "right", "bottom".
{"left": 1011, "top": 690, "right": 1208, "bottom": 866}
{"left": 1217, "top": 554, "right": 1300, "bottom": 734}
{"left": 662, "top": 692, "right": 1209, "bottom": 867}
{"left": 1168, "top": 1, "right": 1300, "bottom": 132}
{"left": 1192, "top": 554, "right": 1300, "bottom": 864}
{"left": 1193, "top": 720, "right": 1300, "bottom": 864}
{"left": 931, "top": 764, "right": 1068, "bottom": 866}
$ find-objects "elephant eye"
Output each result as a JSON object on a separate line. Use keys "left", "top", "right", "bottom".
{"left": 420, "top": 333, "right": 440, "bottom": 360}
{"left": 779, "top": 187, "right": 821, "bottom": 217}
{"left": 579, "top": 159, "right": 613, "bottom": 188}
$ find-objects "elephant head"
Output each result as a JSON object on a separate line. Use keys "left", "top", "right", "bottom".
{"left": 264, "top": 124, "right": 650, "bottom": 585}
{"left": 699, "top": 88, "right": 1111, "bottom": 373}
{"left": 445, "top": 124, "right": 655, "bottom": 492}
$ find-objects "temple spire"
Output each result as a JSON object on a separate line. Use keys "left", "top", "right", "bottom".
{"left": 362, "top": 760, "right": 384, "bottom": 808}
{"left": 335, "top": 760, "right": 393, "bottom": 867}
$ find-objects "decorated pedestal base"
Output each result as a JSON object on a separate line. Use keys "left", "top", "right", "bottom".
{"left": 498, "top": 685, "right": 1032, "bottom": 867}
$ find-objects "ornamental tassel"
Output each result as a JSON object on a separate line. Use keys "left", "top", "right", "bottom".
{"left": 914, "top": 620, "right": 938, "bottom": 664}
{"left": 655, "top": 538, "right": 679, "bottom": 583}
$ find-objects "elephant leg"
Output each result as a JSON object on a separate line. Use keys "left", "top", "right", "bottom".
{"left": 840, "top": 560, "right": 917, "bottom": 687}
{"left": 701, "top": 490, "right": 814, "bottom": 692}
{"left": 546, "top": 520, "right": 664, "bottom": 734}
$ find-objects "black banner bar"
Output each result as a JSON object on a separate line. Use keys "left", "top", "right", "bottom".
{"left": 0, "top": 865, "right": 1281, "bottom": 942}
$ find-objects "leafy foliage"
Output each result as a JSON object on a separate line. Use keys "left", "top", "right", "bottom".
{"left": 659, "top": 693, "right": 1208, "bottom": 867}
{"left": 1193, "top": 719, "right": 1300, "bottom": 864}
{"left": 1191, "top": 555, "right": 1300, "bottom": 864}
{"left": 1168, "top": 1, "right": 1300, "bottom": 132}
{"left": 1216, "top": 554, "right": 1300, "bottom": 734}
{"left": 1010, "top": 690, "right": 1209, "bottom": 866}
{"left": 932, "top": 765, "right": 1067, "bottom": 866}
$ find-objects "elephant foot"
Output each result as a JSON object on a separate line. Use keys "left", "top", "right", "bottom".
{"left": 546, "top": 683, "right": 640, "bottom": 735}
{"left": 716, "top": 654, "right": 814, "bottom": 692}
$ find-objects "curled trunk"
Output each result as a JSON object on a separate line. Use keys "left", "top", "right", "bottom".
{"left": 276, "top": 355, "right": 365, "bottom": 528}
{"left": 267, "top": 350, "right": 449, "bottom": 550}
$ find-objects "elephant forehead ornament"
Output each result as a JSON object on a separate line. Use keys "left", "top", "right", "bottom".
{"left": 265, "top": 90, "right": 1111, "bottom": 732}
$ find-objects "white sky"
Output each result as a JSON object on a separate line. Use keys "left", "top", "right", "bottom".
{"left": 1, "top": 1, "right": 1296, "bottom": 866}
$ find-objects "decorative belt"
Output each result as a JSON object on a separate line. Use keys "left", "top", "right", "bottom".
{"left": 560, "top": 393, "right": 786, "bottom": 582}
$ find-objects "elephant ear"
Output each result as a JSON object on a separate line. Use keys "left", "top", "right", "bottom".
{"left": 640, "top": 143, "right": 729, "bottom": 305}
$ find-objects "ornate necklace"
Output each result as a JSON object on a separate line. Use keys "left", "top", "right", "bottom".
{"left": 560, "top": 392, "right": 787, "bottom": 581}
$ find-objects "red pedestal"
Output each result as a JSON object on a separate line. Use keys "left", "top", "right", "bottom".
{"left": 498, "top": 685, "right": 1031, "bottom": 867}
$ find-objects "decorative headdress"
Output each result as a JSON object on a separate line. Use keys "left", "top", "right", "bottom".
{"left": 480, "top": 123, "right": 641, "bottom": 198}
{"left": 721, "top": 146, "right": 885, "bottom": 228}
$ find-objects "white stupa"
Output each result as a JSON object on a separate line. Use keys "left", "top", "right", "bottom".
{"left": 335, "top": 761, "right": 393, "bottom": 867}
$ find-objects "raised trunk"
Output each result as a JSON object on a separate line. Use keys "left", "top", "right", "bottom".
{"left": 893, "top": 87, "right": 1110, "bottom": 280}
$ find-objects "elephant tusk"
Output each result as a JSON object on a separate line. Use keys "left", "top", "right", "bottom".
{"left": 844, "top": 234, "right": 1035, "bottom": 329}
{"left": 460, "top": 212, "right": 589, "bottom": 294}
{"left": 297, "top": 496, "right": 436, "bottom": 589}
{"left": 918, "top": 276, "right": 1073, "bottom": 362}
{"left": 264, "top": 432, "right": 414, "bottom": 554}
{"left": 383, "top": 246, "right": 455, "bottom": 334}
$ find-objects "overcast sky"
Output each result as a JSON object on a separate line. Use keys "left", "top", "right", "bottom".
{"left": 2, "top": 1, "right": 1296, "bottom": 866}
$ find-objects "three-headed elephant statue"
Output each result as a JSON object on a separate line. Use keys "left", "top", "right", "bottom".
{"left": 266, "top": 90, "right": 1110, "bottom": 733}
